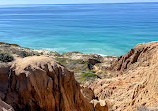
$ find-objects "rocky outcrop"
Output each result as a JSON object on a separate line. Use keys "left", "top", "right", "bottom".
{"left": 2, "top": 41, "right": 158, "bottom": 111}
{"left": 62, "top": 51, "right": 103, "bottom": 61}
{"left": 2, "top": 56, "right": 95, "bottom": 111}
{"left": 0, "top": 56, "right": 107, "bottom": 111}
{"left": 0, "top": 42, "right": 60, "bottom": 58}
{"left": 93, "top": 56, "right": 118, "bottom": 78}
{"left": 111, "top": 41, "right": 158, "bottom": 73}
{"left": 88, "top": 41, "right": 158, "bottom": 111}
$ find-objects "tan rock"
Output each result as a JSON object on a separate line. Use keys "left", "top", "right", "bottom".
{"left": 90, "top": 99, "right": 108, "bottom": 111}
{"left": 80, "top": 86, "right": 95, "bottom": 102}
{"left": 4, "top": 56, "right": 94, "bottom": 111}
{"left": 89, "top": 41, "right": 158, "bottom": 111}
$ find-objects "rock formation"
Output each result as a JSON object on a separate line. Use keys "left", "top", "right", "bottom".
{"left": 62, "top": 51, "right": 103, "bottom": 61}
{"left": 0, "top": 42, "right": 60, "bottom": 58}
{"left": 1, "top": 41, "right": 158, "bottom": 111}
{"left": 111, "top": 42, "right": 158, "bottom": 73}
{"left": 0, "top": 56, "right": 107, "bottom": 111}
{"left": 3, "top": 56, "right": 93, "bottom": 111}
{"left": 88, "top": 41, "right": 158, "bottom": 111}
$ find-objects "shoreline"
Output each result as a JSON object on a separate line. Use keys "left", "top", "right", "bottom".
{"left": 1, "top": 41, "right": 158, "bottom": 110}
{"left": 0, "top": 41, "right": 118, "bottom": 84}
{"left": 0, "top": 41, "right": 117, "bottom": 58}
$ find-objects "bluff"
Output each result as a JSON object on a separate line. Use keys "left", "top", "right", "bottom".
{"left": 89, "top": 41, "right": 158, "bottom": 111}
{"left": 0, "top": 56, "right": 107, "bottom": 111}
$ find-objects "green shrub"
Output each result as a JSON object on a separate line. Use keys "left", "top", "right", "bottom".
{"left": 81, "top": 73, "right": 101, "bottom": 79}
{"left": 0, "top": 52, "right": 14, "bottom": 62}
{"left": 35, "top": 53, "right": 40, "bottom": 56}
{"left": 79, "top": 73, "right": 101, "bottom": 82}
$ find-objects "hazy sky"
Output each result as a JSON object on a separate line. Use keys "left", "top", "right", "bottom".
{"left": 0, "top": 0, "right": 158, "bottom": 5}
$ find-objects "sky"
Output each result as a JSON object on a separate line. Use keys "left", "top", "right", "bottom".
{"left": 0, "top": 0, "right": 158, "bottom": 5}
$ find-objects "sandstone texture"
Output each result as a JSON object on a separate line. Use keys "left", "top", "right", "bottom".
{"left": 2, "top": 41, "right": 158, "bottom": 111}
{"left": 5, "top": 56, "right": 94, "bottom": 111}
{"left": 0, "top": 56, "right": 107, "bottom": 111}
{"left": 88, "top": 41, "right": 158, "bottom": 111}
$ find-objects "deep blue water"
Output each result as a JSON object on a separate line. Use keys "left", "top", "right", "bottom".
{"left": 0, "top": 3, "right": 158, "bottom": 56}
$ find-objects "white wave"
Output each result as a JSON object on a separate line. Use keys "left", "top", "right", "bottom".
{"left": 43, "top": 48, "right": 67, "bottom": 51}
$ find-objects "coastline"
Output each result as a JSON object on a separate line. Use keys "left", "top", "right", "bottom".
{"left": 1, "top": 3, "right": 158, "bottom": 57}
{"left": 0, "top": 42, "right": 117, "bottom": 58}
{"left": 1, "top": 41, "right": 158, "bottom": 110}
{"left": 0, "top": 41, "right": 118, "bottom": 83}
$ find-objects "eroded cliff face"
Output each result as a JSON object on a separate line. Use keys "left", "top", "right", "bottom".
{"left": 1, "top": 41, "right": 158, "bottom": 111}
{"left": 111, "top": 41, "right": 158, "bottom": 73}
{"left": 3, "top": 56, "right": 93, "bottom": 111}
{"left": 88, "top": 41, "right": 158, "bottom": 111}
{"left": 0, "top": 56, "right": 107, "bottom": 111}
{"left": 0, "top": 63, "right": 10, "bottom": 100}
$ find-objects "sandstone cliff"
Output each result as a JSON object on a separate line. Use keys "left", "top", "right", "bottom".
{"left": 1, "top": 41, "right": 158, "bottom": 111}
{"left": 0, "top": 56, "right": 107, "bottom": 111}
{"left": 88, "top": 41, "right": 158, "bottom": 111}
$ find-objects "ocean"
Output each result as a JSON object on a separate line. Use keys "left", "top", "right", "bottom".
{"left": 0, "top": 3, "right": 158, "bottom": 56}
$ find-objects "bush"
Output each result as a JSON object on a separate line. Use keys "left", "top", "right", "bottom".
{"left": 79, "top": 73, "right": 101, "bottom": 82}
{"left": 81, "top": 73, "right": 101, "bottom": 79}
{"left": 0, "top": 52, "right": 14, "bottom": 62}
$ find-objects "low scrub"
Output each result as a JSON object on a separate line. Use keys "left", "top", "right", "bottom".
{"left": 81, "top": 73, "right": 100, "bottom": 78}
{"left": 0, "top": 52, "right": 14, "bottom": 62}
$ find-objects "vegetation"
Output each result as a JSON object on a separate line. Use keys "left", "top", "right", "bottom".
{"left": 0, "top": 42, "right": 20, "bottom": 47}
{"left": 81, "top": 73, "right": 100, "bottom": 78}
{"left": 0, "top": 52, "right": 14, "bottom": 62}
{"left": 35, "top": 53, "right": 40, "bottom": 56}
{"left": 55, "top": 58, "right": 69, "bottom": 64}
{"left": 80, "top": 73, "right": 101, "bottom": 81}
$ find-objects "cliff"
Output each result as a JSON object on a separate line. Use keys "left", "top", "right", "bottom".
{"left": 0, "top": 56, "right": 107, "bottom": 111}
{"left": 88, "top": 41, "right": 158, "bottom": 111}
{"left": 1, "top": 41, "right": 158, "bottom": 111}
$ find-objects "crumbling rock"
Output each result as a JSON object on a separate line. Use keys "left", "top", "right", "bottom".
{"left": 89, "top": 41, "right": 158, "bottom": 111}
{"left": 3, "top": 56, "right": 94, "bottom": 111}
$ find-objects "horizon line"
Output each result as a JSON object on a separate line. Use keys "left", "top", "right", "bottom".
{"left": 0, "top": 1, "right": 158, "bottom": 5}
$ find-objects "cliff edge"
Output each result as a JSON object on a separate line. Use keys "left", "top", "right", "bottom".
{"left": 89, "top": 41, "right": 158, "bottom": 111}
{"left": 0, "top": 56, "right": 107, "bottom": 111}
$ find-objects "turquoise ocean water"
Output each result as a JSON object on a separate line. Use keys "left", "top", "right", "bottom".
{"left": 0, "top": 3, "right": 158, "bottom": 56}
